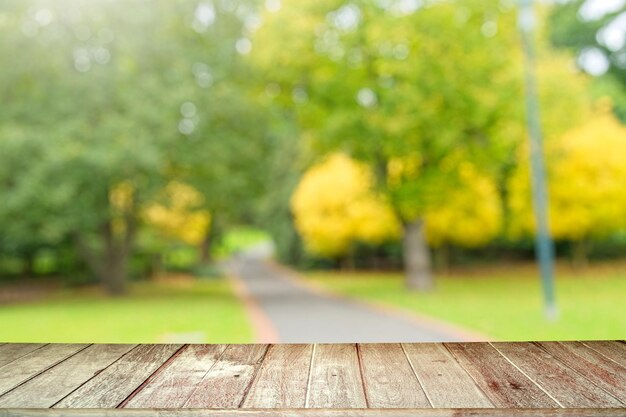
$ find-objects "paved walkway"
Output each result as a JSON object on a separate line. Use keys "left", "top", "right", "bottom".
{"left": 229, "top": 258, "right": 469, "bottom": 343}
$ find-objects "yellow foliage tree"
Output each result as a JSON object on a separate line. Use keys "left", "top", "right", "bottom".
{"left": 292, "top": 154, "right": 502, "bottom": 259}
{"left": 290, "top": 154, "right": 400, "bottom": 258}
{"left": 509, "top": 109, "right": 626, "bottom": 262}
{"left": 425, "top": 163, "right": 502, "bottom": 248}
{"left": 143, "top": 181, "right": 211, "bottom": 246}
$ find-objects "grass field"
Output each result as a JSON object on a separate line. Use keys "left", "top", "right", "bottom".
{"left": 307, "top": 263, "right": 626, "bottom": 340}
{"left": 0, "top": 275, "right": 252, "bottom": 343}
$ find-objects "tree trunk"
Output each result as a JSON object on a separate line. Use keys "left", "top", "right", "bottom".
{"left": 103, "top": 248, "right": 127, "bottom": 296}
{"left": 73, "top": 217, "right": 134, "bottom": 296}
{"left": 402, "top": 219, "right": 434, "bottom": 291}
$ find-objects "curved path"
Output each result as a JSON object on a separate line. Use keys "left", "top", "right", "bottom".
{"left": 229, "top": 258, "right": 476, "bottom": 343}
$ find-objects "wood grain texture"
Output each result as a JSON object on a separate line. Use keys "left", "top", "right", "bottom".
{"left": 2, "top": 409, "right": 626, "bottom": 417}
{"left": 183, "top": 344, "right": 268, "bottom": 408}
{"left": 242, "top": 344, "right": 313, "bottom": 408}
{"left": 492, "top": 342, "right": 624, "bottom": 407}
{"left": 0, "top": 344, "right": 46, "bottom": 368}
{"left": 537, "top": 341, "right": 626, "bottom": 401}
{"left": 53, "top": 344, "right": 182, "bottom": 408}
{"left": 582, "top": 341, "right": 626, "bottom": 368}
{"left": 0, "top": 344, "right": 135, "bottom": 408}
{"left": 1, "top": 341, "right": 625, "bottom": 413}
{"left": 307, "top": 344, "right": 367, "bottom": 408}
{"left": 122, "top": 344, "right": 227, "bottom": 408}
{"left": 0, "top": 344, "right": 88, "bottom": 396}
{"left": 445, "top": 343, "right": 559, "bottom": 408}
{"left": 358, "top": 343, "right": 429, "bottom": 408}
{"left": 402, "top": 343, "right": 493, "bottom": 408}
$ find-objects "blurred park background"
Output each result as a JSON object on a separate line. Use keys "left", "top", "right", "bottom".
{"left": 0, "top": 0, "right": 625, "bottom": 343}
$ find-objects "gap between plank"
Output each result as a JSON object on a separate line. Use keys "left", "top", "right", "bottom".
{"left": 580, "top": 341, "right": 626, "bottom": 370}
{"left": 400, "top": 343, "right": 434, "bottom": 408}
{"left": 355, "top": 344, "right": 370, "bottom": 408}
{"left": 0, "top": 344, "right": 91, "bottom": 401}
{"left": 533, "top": 341, "right": 626, "bottom": 406}
{"left": 181, "top": 344, "right": 231, "bottom": 408}
{"left": 237, "top": 344, "right": 271, "bottom": 408}
{"left": 303, "top": 343, "right": 316, "bottom": 409}
{"left": 50, "top": 344, "right": 138, "bottom": 408}
{"left": 117, "top": 344, "right": 189, "bottom": 408}
{"left": 488, "top": 342, "right": 564, "bottom": 408}
{"left": 441, "top": 343, "right": 495, "bottom": 407}
{"left": 0, "top": 344, "right": 49, "bottom": 371}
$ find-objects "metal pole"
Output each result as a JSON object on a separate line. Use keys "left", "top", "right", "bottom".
{"left": 518, "top": 0, "right": 558, "bottom": 321}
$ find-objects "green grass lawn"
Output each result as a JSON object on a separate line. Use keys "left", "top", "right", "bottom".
{"left": 0, "top": 276, "right": 252, "bottom": 343}
{"left": 307, "top": 263, "right": 626, "bottom": 340}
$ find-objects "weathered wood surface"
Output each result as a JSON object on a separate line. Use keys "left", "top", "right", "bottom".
{"left": 183, "top": 344, "right": 268, "bottom": 408}
{"left": 2, "top": 409, "right": 626, "bottom": 417}
{"left": 307, "top": 344, "right": 366, "bottom": 408}
{"left": 402, "top": 343, "right": 493, "bottom": 408}
{"left": 0, "top": 345, "right": 45, "bottom": 369}
{"left": 0, "top": 344, "right": 135, "bottom": 408}
{"left": 242, "top": 344, "right": 312, "bottom": 408}
{"left": 0, "top": 344, "right": 88, "bottom": 396}
{"left": 53, "top": 344, "right": 182, "bottom": 408}
{"left": 0, "top": 342, "right": 624, "bottom": 414}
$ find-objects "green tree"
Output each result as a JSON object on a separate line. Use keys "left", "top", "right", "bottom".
{"left": 550, "top": 0, "right": 626, "bottom": 121}
{"left": 252, "top": 0, "right": 522, "bottom": 290}
{"left": 0, "top": 0, "right": 272, "bottom": 293}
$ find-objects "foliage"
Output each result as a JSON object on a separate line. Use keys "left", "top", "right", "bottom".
{"left": 291, "top": 153, "right": 502, "bottom": 257}
{"left": 253, "top": 0, "right": 522, "bottom": 220}
{"left": 0, "top": 0, "right": 273, "bottom": 292}
{"left": 291, "top": 153, "right": 400, "bottom": 257}
{"left": 549, "top": 0, "right": 626, "bottom": 121}
{"left": 252, "top": 0, "right": 540, "bottom": 288}
{"left": 425, "top": 162, "right": 502, "bottom": 248}
{"left": 509, "top": 109, "right": 626, "bottom": 242}
{"left": 143, "top": 182, "right": 211, "bottom": 246}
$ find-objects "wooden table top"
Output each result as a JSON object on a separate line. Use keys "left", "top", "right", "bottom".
{"left": 0, "top": 342, "right": 624, "bottom": 416}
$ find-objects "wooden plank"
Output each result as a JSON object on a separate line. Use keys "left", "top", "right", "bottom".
{"left": 402, "top": 342, "right": 493, "bottom": 408}
{"left": 2, "top": 408, "right": 626, "bottom": 417}
{"left": 445, "top": 342, "right": 559, "bottom": 408}
{"left": 537, "top": 341, "right": 626, "bottom": 401}
{"left": 0, "top": 344, "right": 88, "bottom": 396}
{"left": 307, "top": 344, "right": 367, "bottom": 408}
{"left": 0, "top": 344, "right": 135, "bottom": 408}
{"left": 0, "top": 344, "right": 46, "bottom": 368}
{"left": 123, "top": 344, "right": 227, "bottom": 408}
{"left": 358, "top": 343, "right": 429, "bottom": 408}
{"left": 492, "top": 342, "right": 624, "bottom": 407}
{"left": 242, "top": 344, "right": 313, "bottom": 408}
{"left": 183, "top": 344, "right": 268, "bottom": 408}
{"left": 53, "top": 344, "right": 182, "bottom": 408}
{"left": 582, "top": 341, "right": 626, "bottom": 368}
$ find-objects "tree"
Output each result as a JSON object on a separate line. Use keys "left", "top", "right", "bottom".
{"left": 291, "top": 153, "right": 400, "bottom": 258}
{"left": 292, "top": 153, "right": 502, "bottom": 266}
{"left": 0, "top": 0, "right": 271, "bottom": 293}
{"left": 143, "top": 181, "right": 211, "bottom": 246}
{"left": 424, "top": 162, "right": 502, "bottom": 249}
{"left": 550, "top": 0, "right": 626, "bottom": 121}
{"left": 252, "top": 0, "right": 523, "bottom": 289}
{"left": 509, "top": 108, "right": 626, "bottom": 265}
